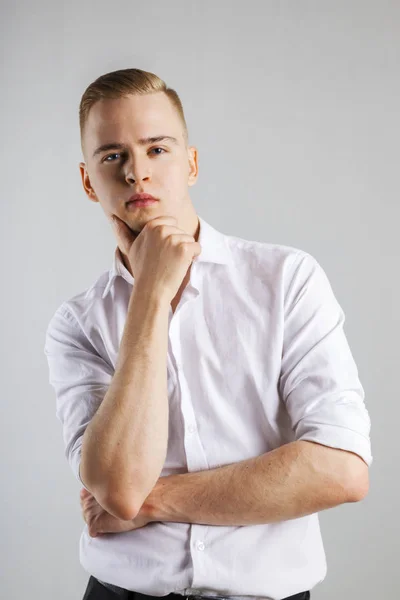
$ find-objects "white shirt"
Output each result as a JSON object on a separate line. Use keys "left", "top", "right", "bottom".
{"left": 44, "top": 215, "right": 372, "bottom": 600}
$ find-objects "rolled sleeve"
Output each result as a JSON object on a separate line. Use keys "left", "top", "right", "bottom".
{"left": 279, "top": 252, "right": 373, "bottom": 467}
{"left": 44, "top": 305, "right": 114, "bottom": 489}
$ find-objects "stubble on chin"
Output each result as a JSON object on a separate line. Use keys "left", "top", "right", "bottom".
{"left": 128, "top": 214, "right": 160, "bottom": 237}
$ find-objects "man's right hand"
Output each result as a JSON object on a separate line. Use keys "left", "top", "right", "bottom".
{"left": 110, "top": 215, "right": 202, "bottom": 303}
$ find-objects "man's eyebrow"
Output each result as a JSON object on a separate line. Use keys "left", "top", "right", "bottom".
{"left": 92, "top": 136, "right": 179, "bottom": 158}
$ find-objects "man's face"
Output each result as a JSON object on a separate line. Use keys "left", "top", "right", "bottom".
{"left": 79, "top": 92, "right": 198, "bottom": 236}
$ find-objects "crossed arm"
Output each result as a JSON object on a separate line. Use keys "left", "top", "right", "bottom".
{"left": 139, "top": 439, "right": 369, "bottom": 526}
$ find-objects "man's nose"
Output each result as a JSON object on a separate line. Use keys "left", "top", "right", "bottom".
{"left": 124, "top": 158, "right": 150, "bottom": 184}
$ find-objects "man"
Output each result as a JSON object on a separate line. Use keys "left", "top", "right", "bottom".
{"left": 44, "top": 68, "right": 372, "bottom": 600}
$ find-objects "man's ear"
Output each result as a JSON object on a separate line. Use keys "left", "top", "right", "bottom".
{"left": 79, "top": 162, "right": 98, "bottom": 203}
{"left": 188, "top": 147, "right": 199, "bottom": 187}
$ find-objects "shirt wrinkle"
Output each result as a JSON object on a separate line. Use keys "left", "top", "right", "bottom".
{"left": 44, "top": 213, "right": 372, "bottom": 600}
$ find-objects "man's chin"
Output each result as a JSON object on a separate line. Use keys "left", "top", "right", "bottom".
{"left": 126, "top": 212, "right": 164, "bottom": 235}
{"left": 124, "top": 215, "right": 146, "bottom": 234}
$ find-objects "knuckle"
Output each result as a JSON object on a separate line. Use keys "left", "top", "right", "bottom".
{"left": 178, "top": 242, "right": 190, "bottom": 254}
{"left": 158, "top": 225, "right": 170, "bottom": 238}
{"left": 149, "top": 223, "right": 165, "bottom": 238}
{"left": 146, "top": 218, "right": 164, "bottom": 230}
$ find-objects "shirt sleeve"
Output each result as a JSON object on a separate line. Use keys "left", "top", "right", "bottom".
{"left": 44, "top": 305, "right": 114, "bottom": 490}
{"left": 279, "top": 252, "right": 373, "bottom": 467}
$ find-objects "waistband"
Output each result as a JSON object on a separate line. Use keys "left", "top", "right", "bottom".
{"left": 96, "top": 579, "right": 310, "bottom": 600}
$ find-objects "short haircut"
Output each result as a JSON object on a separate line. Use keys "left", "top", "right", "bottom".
{"left": 79, "top": 67, "right": 189, "bottom": 155}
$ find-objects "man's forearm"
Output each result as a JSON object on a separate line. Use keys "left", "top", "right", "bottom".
{"left": 143, "top": 440, "right": 367, "bottom": 526}
{"left": 80, "top": 287, "right": 170, "bottom": 520}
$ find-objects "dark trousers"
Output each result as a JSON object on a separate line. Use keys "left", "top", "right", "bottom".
{"left": 82, "top": 575, "right": 310, "bottom": 600}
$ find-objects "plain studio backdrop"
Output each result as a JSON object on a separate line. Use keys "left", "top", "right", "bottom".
{"left": 1, "top": 1, "right": 397, "bottom": 598}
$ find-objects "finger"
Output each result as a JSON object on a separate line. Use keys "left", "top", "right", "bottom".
{"left": 110, "top": 215, "right": 139, "bottom": 253}
{"left": 80, "top": 491, "right": 92, "bottom": 507}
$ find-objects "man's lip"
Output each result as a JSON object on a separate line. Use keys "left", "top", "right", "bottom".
{"left": 127, "top": 193, "right": 157, "bottom": 203}
{"left": 126, "top": 199, "right": 158, "bottom": 209}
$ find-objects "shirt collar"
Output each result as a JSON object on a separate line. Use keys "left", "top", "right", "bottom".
{"left": 101, "top": 214, "right": 231, "bottom": 300}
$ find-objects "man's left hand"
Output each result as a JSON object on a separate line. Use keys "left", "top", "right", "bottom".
{"left": 80, "top": 488, "right": 155, "bottom": 537}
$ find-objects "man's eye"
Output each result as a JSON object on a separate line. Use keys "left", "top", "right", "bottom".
{"left": 149, "top": 147, "right": 166, "bottom": 155}
{"left": 103, "top": 153, "right": 120, "bottom": 162}
{"left": 103, "top": 148, "right": 165, "bottom": 162}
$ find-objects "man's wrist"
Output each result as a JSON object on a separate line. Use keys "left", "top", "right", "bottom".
{"left": 139, "top": 478, "right": 165, "bottom": 522}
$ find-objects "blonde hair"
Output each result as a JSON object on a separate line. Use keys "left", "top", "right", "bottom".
{"left": 79, "top": 67, "right": 189, "bottom": 155}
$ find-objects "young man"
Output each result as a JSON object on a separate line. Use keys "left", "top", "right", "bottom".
{"left": 44, "top": 68, "right": 372, "bottom": 600}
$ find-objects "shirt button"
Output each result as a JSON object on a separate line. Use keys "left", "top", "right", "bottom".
{"left": 188, "top": 424, "right": 196, "bottom": 433}
{"left": 196, "top": 541, "right": 205, "bottom": 551}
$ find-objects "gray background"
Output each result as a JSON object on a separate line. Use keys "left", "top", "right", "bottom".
{"left": 1, "top": 1, "right": 397, "bottom": 598}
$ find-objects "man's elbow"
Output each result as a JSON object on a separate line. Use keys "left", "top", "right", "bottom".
{"left": 105, "top": 475, "right": 159, "bottom": 520}
{"left": 104, "top": 492, "right": 139, "bottom": 521}
{"left": 347, "top": 476, "right": 369, "bottom": 502}
{"left": 344, "top": 455, "right": 370, "bottom": 502}
{"left": 79, "top": 463, "right": 140, "bottom": 520}
{"left": 301, "top": 440, "right": 370, "bottom": 503}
